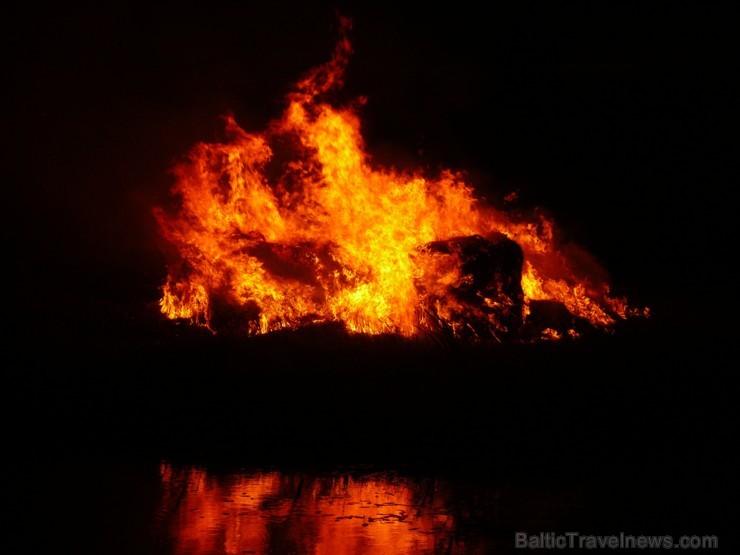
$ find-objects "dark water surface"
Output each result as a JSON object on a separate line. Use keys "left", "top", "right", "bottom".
{"left": 7, "top": 322, "right": 732, "bottom": 554}
{"left": 154, "top": 463, "right": 513, "bottom": 554}
{"left": 9, "top": 455, "right": 594, "bottom": 554}
{"left": 9, "top": 448, "right": 729, "bottom": 554}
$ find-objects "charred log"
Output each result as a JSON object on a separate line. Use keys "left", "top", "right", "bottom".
{"left": 413, "top": 233, "right": 524, "bottom": 339}
{"left": 207, "top": 292, "right": 261, "bottom": 335}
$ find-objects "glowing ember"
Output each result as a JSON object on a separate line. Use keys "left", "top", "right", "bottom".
{"left": 155, "top": 20, "right": 642, "bottom": 340}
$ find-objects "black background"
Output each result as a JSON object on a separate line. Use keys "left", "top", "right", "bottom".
{"left": 6, "top": 1, "right": 734, "bottom": 330}
{"left": 4, "top": 2, "right": 735, "bottom": 553}
{"left": 3, "top": 2, "right": 734, "bottom": 336}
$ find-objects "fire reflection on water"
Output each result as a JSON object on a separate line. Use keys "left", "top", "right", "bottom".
{"left": 156, "top": 462, "right": 479, "bottom": 554}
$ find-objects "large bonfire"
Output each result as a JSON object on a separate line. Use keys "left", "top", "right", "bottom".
{"left": 155, "top": 20, "right": 642, "bottom": 341}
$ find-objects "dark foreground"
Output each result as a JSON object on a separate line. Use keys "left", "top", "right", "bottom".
{"left": 6, "top": 307, "right": 732, "bottom": 553}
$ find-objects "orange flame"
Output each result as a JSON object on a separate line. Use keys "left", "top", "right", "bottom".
{"left": 155, "top": 22, "right": 642, "bottom": 340}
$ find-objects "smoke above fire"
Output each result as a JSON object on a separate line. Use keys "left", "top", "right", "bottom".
{"left": 154, "top": 20, "right": 643, "bottom": 341}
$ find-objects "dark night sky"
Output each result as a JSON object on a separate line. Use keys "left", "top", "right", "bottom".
{"left": 4, "top": 1, "right": 734, "bottom": 343}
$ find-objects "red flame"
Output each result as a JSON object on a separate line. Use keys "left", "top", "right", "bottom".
{"left": 155, "top": 21, "right": 643, "bottom": 340}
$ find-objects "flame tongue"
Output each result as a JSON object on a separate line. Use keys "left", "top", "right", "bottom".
{"left": 156, "top": 26, "right": 637, "bottom": 339}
